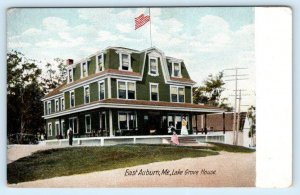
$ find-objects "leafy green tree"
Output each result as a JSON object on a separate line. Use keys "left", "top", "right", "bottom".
{"left": 7, "top": 51, "right": 44, "bottom": 138}
{"left": 193, "top": 72, "right": 232, "bottom": 111}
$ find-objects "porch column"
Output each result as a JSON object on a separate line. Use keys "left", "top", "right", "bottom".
{"left": 223, "top": 112, "right": 226, "bottom": 134}
{"left": 204, "top": 113, "right": 207, "bottom": 135}
{"left": 109, "top": 109, "right": 113, "bottom": 137}
{"left": 195, "top": 114, "right": 198, "bottom": 134}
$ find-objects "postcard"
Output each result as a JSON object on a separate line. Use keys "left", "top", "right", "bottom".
{"left": 6, "top": 7, "right": 292, "bottom": 188}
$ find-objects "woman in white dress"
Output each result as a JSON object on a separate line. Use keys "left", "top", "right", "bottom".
{"left": 181, "top": 116, "right": 188, "bottom": 135}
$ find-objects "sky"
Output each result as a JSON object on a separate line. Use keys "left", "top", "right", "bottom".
{"left": 7, "top": 7, "right": 255, "bottom": 111}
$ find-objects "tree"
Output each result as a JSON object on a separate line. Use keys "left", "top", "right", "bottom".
{"left": 55, "top": 58, "right": 67, "bottom": 85}
{"left": 247, "top": 105, "right": 256, "bottom": 146}
{"left": 42, "top": 58, "right": 67, "bottom": 94}
{"left": 193, "top": 72, "right": 232, "bottom": 111}
{"left": 7, "top": 51, "right": 44, "bottom": 139}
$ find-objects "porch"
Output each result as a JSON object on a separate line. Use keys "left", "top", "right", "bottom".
{"left": 43, "top": 133, "right": 225, "bottom": 146}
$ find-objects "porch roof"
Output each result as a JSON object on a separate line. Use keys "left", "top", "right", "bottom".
{"left": 43, "top": 98, "right": 224, "bottom": 119}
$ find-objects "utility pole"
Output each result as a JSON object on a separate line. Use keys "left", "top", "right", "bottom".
{"left": 223, "top": 67, "right": 248, "bottom": 145}
{"left": 236, "top": 89, "right": 242, "bottom": 145}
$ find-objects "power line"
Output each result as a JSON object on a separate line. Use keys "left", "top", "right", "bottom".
{"left": 223, "top": 67, "right": 249, "bottom": 145}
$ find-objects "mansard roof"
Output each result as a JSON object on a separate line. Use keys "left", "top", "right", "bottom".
{"left": 43, "top": 46, "right": 196, "bottom": 99}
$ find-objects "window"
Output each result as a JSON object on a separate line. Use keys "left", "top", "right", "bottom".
{"left": 118, "top": 53, "right": 132, "bottom": 71}
{"left": 170, "top": 86, "right": 185, "bottom": 103}
{"left": 99, "top": 81, "right": 105, "bottom": 100}
{"left": 96, "top": 54, "right": 104, "bottom": 72}
{"left": 81, "top": 61, "right": 88, "bottom": 78}
{"left": 121, "top": 54, "right": 129, "bottom": 70}
{"left": 85, "top": 114, "right": 91, "bottom": 133}
{"left": 178, "top": 88, "right": 185, "bottom": 103}
{"left": 128, "top": 82, "right": 135, "bottom": 99}
{"left": 69, "top": 117, "right": 78, "bottom": 134}
{"left": 118, "top": 81, "right": 126, "bottom": 99}
{"left": 68, "top": 69, "right": 73, "bottom": 83}
{"left": 55, "top": 121, "right": 60, "bottom": 136}
{"left": 117, "top": 80, "right": 136, "bottom": 99}
{"left": 170, "top": 86, "right": 178, "bottom": 102}
{"left": 118, "top": 112, "right": 137, "bottom": 130}
{"left": 149, "top": 57, "right": 158, "bottom": 76}
{"left": 48, "top": 123, "right": 52, "bottom": 136}
{"left": 171, "top": 62, "right": 182, "bottom": 77}
{"left": 70, "top": 90, "right": 75, "bottom": 108}
{"left": 61, "top": 98, "right": 65, "bottom": 110}
{"left": 55, "top": 99, "right": 59, "bottom": 112}
{"left": 84, "top": 86, "right": 90, "bottom": 104}
{"left": 150, "top": 83, "right": 159, "bottom": 101}
{"left": 47, "top": 101, "right": 51, "bottom": 114}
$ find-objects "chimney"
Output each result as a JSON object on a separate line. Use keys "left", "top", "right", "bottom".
{"left": 66, "top": 59, "right": 74, "bottom": 65}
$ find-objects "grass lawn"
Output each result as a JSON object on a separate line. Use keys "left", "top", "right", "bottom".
{"left": 7, "top": 143, "right": 255, "bottom": 184}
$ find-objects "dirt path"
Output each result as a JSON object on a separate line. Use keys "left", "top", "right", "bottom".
{"left": 7, "top": 144, "right": 68, "bottom": 164}
{"left": 7, "top": 144, "right": 256, "bottom": 187}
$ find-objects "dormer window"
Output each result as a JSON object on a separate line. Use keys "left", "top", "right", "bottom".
{"left": 96, "top": 53, "right": 104, "bottom": 72}
{"left": 68, "top": 69, "right": 73, "bottom": 83}
{"left": 121, "top": 54, "right": 130, "bottom": 70}
{"left": 173, "top": 62, "right": 181, "bottom": 77}
{"left": 117, "top": 53, "right": 132, "bottom": 71}
{"left": 149, "top": 57, "right": 158, "bottom": 76}
{"left": 81, "top": 61, "right": 88, "bottom": 78}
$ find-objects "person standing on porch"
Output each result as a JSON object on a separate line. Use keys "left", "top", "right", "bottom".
{"left": 181, "top": 116, "right": 188, "bottom": 135}
{"left": 67, "top": 128, "right": 73, "bottom": 146}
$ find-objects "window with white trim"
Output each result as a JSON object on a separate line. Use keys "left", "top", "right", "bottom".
{"left": 96, "top": 53, "right": 104, "bottom": 72}
{"left": 150, "top": 83, "right": 159, "bottom": 101}
{"left": 47, "top": 101, "right": 51, "bottom": 114}
{"left": 61, "top": 98, "right": 65, "bottom": 110}
{"left": 84, "top": 85, "right": 90, "bottom": 104}
{"left": 81, "top": 61, "right": 88, "bottom": 78}
{"left": 99, "top": 81, "right": 105, "bottom": 100}
{"left": 48, "top": 123, "right": 52, "bottom": 136}
{"left": 171, "top": 62, "right": 182, "bottom": 77}
{"left": 70, "top": 90, "right": 75, "bottom": 108}
{"left": 117, "top": 80, "right": 136, "bottom": 100}
{"left": 149, "top": 57, "right": 158, "bottom": 76}
{"left": 85, "top": 114, "right": 91, "bottom": 133}
{"left": 55, "top": 99, "right": 59, "bottom": 112}
{"left": 118, "top": 112, "right": 137, "bottom": 130}
{"left": 68, "top": 69, "right": 73, "bottom": 83}
{"left": 170, "top": 86, "right": 185, "bottom": 103}
{"left": 55, "top": 121, "right": 60, "bottom": 136}
{"left": 119, "top": 53, "right": 132, "bottom": 71}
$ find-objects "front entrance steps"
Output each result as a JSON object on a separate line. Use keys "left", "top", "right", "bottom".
{"left": 162, "top": 136, "right": 200, "bottom": 146}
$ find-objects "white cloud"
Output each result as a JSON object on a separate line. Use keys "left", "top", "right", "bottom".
{"left": 42, "top": 17, "right": 69, "bottom": 32}
{"left": 116, "top": 23, "right": 132, "bottom": 33}
{"left": 8, "top": 41, "right": 31, "bottom": 48}
{"left": 22, "top": 28, "right": 42, "bottom": 36}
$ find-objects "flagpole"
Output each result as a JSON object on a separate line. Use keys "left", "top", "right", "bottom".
{"left": 149, "top": 8, "right": 153, "bottom": 47}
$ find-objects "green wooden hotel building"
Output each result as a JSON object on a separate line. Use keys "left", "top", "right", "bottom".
{"left": 42, "top": 47, "right": 223, "bottom": 139}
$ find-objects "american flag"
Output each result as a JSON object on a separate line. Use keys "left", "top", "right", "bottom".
{"left": 135, "top": 14, "right": 150, "bottom": 30}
